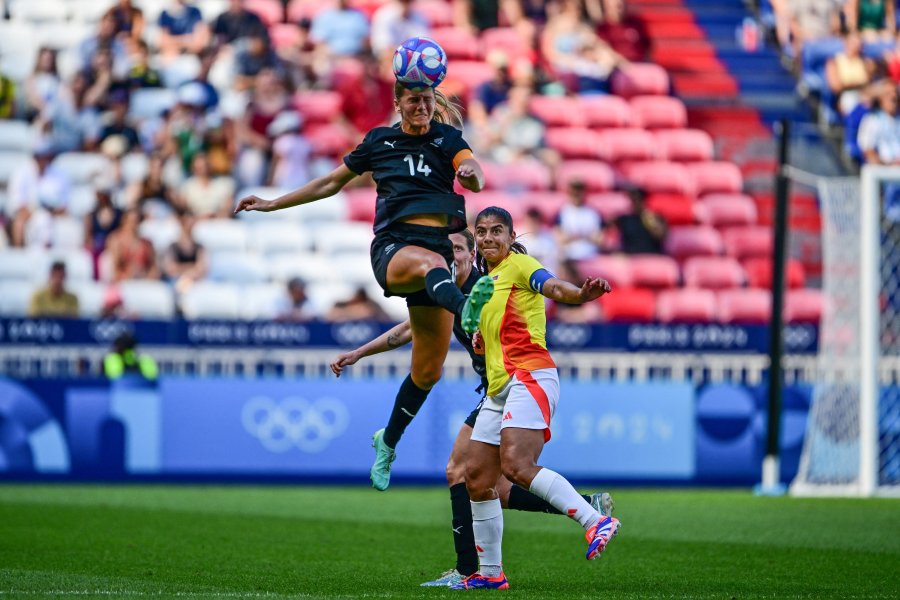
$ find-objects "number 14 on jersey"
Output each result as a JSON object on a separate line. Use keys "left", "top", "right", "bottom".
{"left": 403, "top": 154, "right": 432, "bottom": 177}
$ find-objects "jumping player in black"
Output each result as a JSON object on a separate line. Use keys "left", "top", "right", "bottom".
{"left": 234, "top": 82, "right": 495, "bottom": 491}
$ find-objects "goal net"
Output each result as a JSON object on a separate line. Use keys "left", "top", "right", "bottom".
{"left": 791, "top": 166, "right": 900, "bottom": 497}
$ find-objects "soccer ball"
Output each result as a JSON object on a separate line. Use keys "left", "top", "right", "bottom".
{"left": 392, "top": 36, "right": 448, "bottom": 89}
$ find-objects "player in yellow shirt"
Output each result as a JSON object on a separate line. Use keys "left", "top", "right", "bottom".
{"left": 452, "top": 206, "right": 619, "bottom": 591}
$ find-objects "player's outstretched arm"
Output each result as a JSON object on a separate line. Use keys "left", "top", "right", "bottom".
{"left": 330, "top": 320, "right": 413, "bottom": 377}
{"left": 234, "top": 164, "right": 358, "bottom": 215}
{"left": 541, "top": 277, "right": 612, "bottom": 305}
{"left": 456, "top": 157, "right": 484, "bottom": 193}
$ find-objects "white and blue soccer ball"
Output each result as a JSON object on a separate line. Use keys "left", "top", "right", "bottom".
{"left": 392, "top": 36, "right": 448, "bottom": 89}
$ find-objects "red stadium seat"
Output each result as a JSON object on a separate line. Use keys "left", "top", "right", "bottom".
{"left": 467, "top": 191, "right": 525, "bottom": 223}
{"left": 556, "top": 160, "right": 616, "bottom": 192}
{"left": 528, "top": 95, "right": 584, "bottom": 127}
{"left": 344, "top": 186, "right": 376, "bottom": 222}
{"left": 304, "top": 123, "right": 355, "bottom": 157}
{"left": 294, "top": 91, "right": 343, "bottom": 124}
{"left": 481, "top": 27, "right": 535, "bottom": 62}
{"left": 682, "top": 256, "right": 745, "bottom": 289}
{"left": 247, "top": 0, "right": 284, "bottom": 26}
{"left": 441, "top": 60, "right": 496, "bottom": 99}
{"left": 287, "top": 0, "right": 335, "bottom": 21}
{"left": 700, "top": 193, "right": 758, "bottom": 227}
{"left": 610, "top": 63, "right": 670, "bottom": 98}
{"left": 657, "top": 288, "right": 717, "bottom": 323}
{"left": 742, "top": 257, "right": 806, "bottom": 289}
{"left": 521, "top": 191, "right": 569, "bottom": 221}
{"left": 429, "top": 27, "right": 482, "bottom": 60}
{"left": 664, "top": 225, "right": 724, "bottom": 259}
{"left": 630, "top": 254, "right": 680, "bottom": 289}
{"left": 350, "top": 0, "right": 390, "bottom": 18}
{"left": 599, "top": 287, "right": 656, "bottom": 322}
{"left": 784, "top": 289, "right": 825, "bottom": 324}
{"left": 577, "top": 255, "right": 634, "bottom": 288}
{"left": 579, "top": 95, "right": 633, "bottom": 128}
{"left": 717, "top": 289, "right": 772, "bottom": 324}
{"left": 595, "top": 128, "right": 657, "bottom": 163}
{"left": 269, "top": 23, "right": 300, "bottom": 50}
{"left": 645, "top": 193, "right": 699, "bottom": 225}
{"left": 482, "top": 159, "right": 553, "bottom": 191}
{"left": 586, "top": 192, "right": 632, "bottom": 221}
{"left": 654, "top": 129, "right": 714, "bottom": 162}
{"left": 620, "top": 161, "right": 695, "bottom": 197}
{"left": 687, "top": 161, "right": 744, "bottom": 195}
{"left": 544, "top": 127, "right": 601, "bottom": 159}
{"left": 413, "top": 0, "right": 454, "bottom": 26}
{"left": 722, "top": 226, "right": 772, "bottom": 260}
{"left": 629, "top": 95, "right": 687, "bottom": 129}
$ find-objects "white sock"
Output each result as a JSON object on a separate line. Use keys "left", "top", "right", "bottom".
{"left": 471, "top": 498, "right": 503, "bottom": 577}
{"left": 529, "top": 467, "right": 600, "bottom": 531}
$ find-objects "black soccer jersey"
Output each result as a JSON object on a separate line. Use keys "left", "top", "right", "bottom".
{"left": 453, "top": 269, "right": 489, "bottom": 392}
{"left": 343, "top": 121, "right": 471, "bottom": 234}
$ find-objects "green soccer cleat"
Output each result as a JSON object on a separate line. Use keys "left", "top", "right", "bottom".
{"left": 461, "top": 275, "right": 495, "bottom": 335}
{"left": 370, "top": 428, "right": 396, "bottom": 491}
{"left": 590, "top": 492, "right": 615, "bottom": 517}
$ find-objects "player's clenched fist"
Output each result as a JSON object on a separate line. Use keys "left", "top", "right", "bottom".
{"left": 234, "top": 196, "right": 276, "bottom": 215}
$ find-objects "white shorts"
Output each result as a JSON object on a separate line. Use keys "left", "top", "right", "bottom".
{"left": 470, "top": 368, "right": 560, "bottom": 446}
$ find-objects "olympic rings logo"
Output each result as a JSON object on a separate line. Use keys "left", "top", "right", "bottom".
{"left": 241, "top": 396, "right": 349, "bottom": 454}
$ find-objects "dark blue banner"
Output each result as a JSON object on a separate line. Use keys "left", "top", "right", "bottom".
{"left": 0, "top": 318, "right": 818, "bottom": 354}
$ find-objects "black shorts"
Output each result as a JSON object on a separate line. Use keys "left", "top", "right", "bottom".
{"left": 464, "top": 396, "right": 487, "bottom": 428}
{"left": 370, "top": 222, "right": 455, "bottom": 307}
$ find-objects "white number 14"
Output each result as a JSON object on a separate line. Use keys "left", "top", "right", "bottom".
{"left": 403, "top": 154, "right": 432, "bottom": 177}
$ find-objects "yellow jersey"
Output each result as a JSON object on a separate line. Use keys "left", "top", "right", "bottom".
{"left": 479, "top": 253, "right": 556, "bottom": 396}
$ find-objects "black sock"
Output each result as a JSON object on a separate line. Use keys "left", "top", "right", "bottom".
{"left": 507, "top": 484, "right": 593, "bottom": 514}
{"left": 449, "top": 483, "right": 478, "bottom": 576}
{"left": 425, "top": 268, "right": 466, "bottom": 315}
{"left": 382, "top": 374, "right": 430, "bottom": 448}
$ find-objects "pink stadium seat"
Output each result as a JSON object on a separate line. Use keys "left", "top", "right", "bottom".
{"left": 247, "top": 0, "right": 284, "bottom": 25}
{"left": 629, "top": 95, "right": 687, "bottom": 129}
{"left": 595, "top": 128, "right": 657, "bottom": 163}
{"left": 657, "top": 288, "right": 717, "bottom": 323}
{"left": 784, "top": 289, "right": 825, "bottom": 324}
{"left": 599, "top": 287, "right": 656, "bottom": 322}
{"left": 654, "top": 129, "right": 714, "bottom": 162}
{"left": 664, "top": 225, "right": 725, "bottom": 259}
{"left": 413, "top": 0, "right": 454, "bottom": 26}
{"left": 556, "top": 160, "right": 616, "bottom": 192}
{"left": 700, "top": 193, "right": 758, "bottom": 227}
{"left": 344, "top": 186, "right": 376, "bottom": 222}
{"left": 586, "top": 191, "right": 631, "bottom": 221}
{"left": 528, "top": 96, "right": 584, "bottom": 127}
{"left": 294, "top": 91, "right": 343, "bottom": 124}
{"left": 467, "top": 192, "right": 525, "bottom": 222}
{"left": 645, "top": 193, "right": 699, "bottom": 226}
{"left": 304, "top": 123, "right": 355, "bottom": 157}
{"left": 722, "top": 226, "right": 773, "bottom": 260}
{"left": 544, "top": 127, "right": 601, "bottom": 159}
{"left": 576, "top": 255, "right": 634, "bottom": 288}
{"left": 610, "top": 63, "right": 670, "bottom": 98}
{"left": 482, "top": 159, "right": 553, "bottom": 191}
{"left": 682, "top": 256, "right": 746, "bottom": 289}
{"left": 717, "top": 289, "right": 772, "bottom": 324}
{"left": 687, "top": 161, "right": 743, "bottom": 194}
{"left": 481, "top": 27, "right": 535, "bottom": 62}
{"left": 270, "top": 23, "right": 301, "bottom": 50}
{"left": 429, "top": 27, "right": 482, "bottom": 60}
{"left": 521, "top": 191, "right": 568, "bottom": 221}
{"left": 620, "top": 161, "right": 695, "bottom": 197}
{"left": 287, "top": 0, "right": 334, "bottom": 21}
{"left": 579, "top": 95, "right": 633, "bottom": 128}
{"left": 742, "top": 257, "right": 806, "bottom": 289}
{"left": 350, "top": 0, "right": 390, "bottom": 18}
{"left": 441, "top": 60, "right": 496, "bottom": 98}
{"left": 630, "top": 254, "right": 680, "bottom": 289}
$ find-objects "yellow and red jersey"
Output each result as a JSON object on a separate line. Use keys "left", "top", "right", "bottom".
{"left": 479, "top": 253, "right": 556, "bottom": 396}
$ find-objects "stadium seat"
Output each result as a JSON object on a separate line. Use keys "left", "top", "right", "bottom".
{"left": 528, "top": 96, "right": 584, "bottom": 127}
{"left": 121, "top": 153, "right": 150, "bottom": 184}
{"left": 481, "top": 27, "right": 534, "bottom": 62}
{"left": 332, "top": 255, "right": 380, "bottom": 286}
{"left": 544, "top": 127, "right": 601, "bottom": 159}
{"left": 700, "top": 193, "right": 758, "bottom": 227}
{"left": 247, "top": 221, "right": 313, "bottom": 255}
{"left": 312, "top": 222, "right": 373, "bottom": 255}
{"left": 0, "top": 151, "right": 32, "bottom": 187}
{"left": 245, "top": 0, "right": 284, "bottom": 26}
{"left": 269, "top": 23, "right": 301, "bottom": 50}
{"left": 208, "top": 252, "right": 271, "bottom": 284}
{"left": 722, "top": 226, "right": 773, "bottom": 260}
{"left": 682, "top": 256, "right": 745, "bottom": 289}
{"left": 238, "top": 283, "right": 286, "bottom": 320}
{"left": 293, "top": 90, "right": 344, "bottom": 124}
{"left": 630, "top": 254, "right": 680, "bottom": 289}
{"left": 305, "top": 281, "right": 358, "bottom": 315}
{"left": 598, "top": 287, "right": 656, "bottom": 322}
{"left": 586, "top": 192, "right": 632, "bottom": 221}
{"left": 687, "top": 161, "right": 744, "bottom": 195}
{"left": 664, "top": 225, "right": 725, "bottom": 259}
{"left": 784, "top": 289, "right": 825, "bottom": 324}
{"left": 465, "top": 190, "right": 520, "bottom": 220}
{"left": 38, "top": 249, "right": 93, "bottom": 283}
{"left": 413, "top": 0, "right": 454, "bottom": 26}
{"left": 629, "top": 95, "right": 687, "bottom": 129}
{"left": 161, "top": 55, "right": 201, "bottom": 89}
{"left": 50, "top": 153, "right": 112, "bottom": 185}
{"left": 482, "top": 159, "right": 553, "bottom": 191}
{"left": 181, "top": 282, "right": 241, "bottom": 319}
{"left": 119, "top": 280, "right": 177, "bottom": 319}
{"left": 556, "top": 160, "right": 616, "bottom": 192}
{"left": 595, "top": 128, "right": 657, "bottom": 163}
{"left": 656, "top": 288, "right": 717, "bottom": 323}
{"left": 287, "top": 0, "right": 336, "bottom": 21}
{"left": 742, "top": 257, "right": 806, "bottom": 289}
{"left": 429, "top": 27, "right": 482, "bottom": 60}
{"left": 654, "top": 129, "right": 714, "bottom": 162}
{"left": 441, "top": 60, "right": 496, "bottom": 98}
{"left": 0, "top": 281, "right": 36, "bottom": 316}
{"left": 576, "top": 255, "right": 634, "bottom": 288}
{"left": 519, "top": 191, "right": 568, "bottom": 221}
{"left": 0, "top": 120, "right": 34, "bottom": 152}
{"left": 50, "top": 216, "right": 86, "bottom": 249}
{"left": 717, "top": 289, "right": 772, "bottom": 324}
{"left": 620, "top": 161, "right": 695, "bottom": 197}
{"left": 0, "top": 249, "right": 44, "bottom": 281}
{"left": 140, "top": 218, "right": 181, "bottom": 254}
{"left": 645, "top": 193, "right": 699, "bottom": 225}
{"left": 71, "top": 281, "right": 108, "bottom": 318}
{"left": 610, "top": 63, "right": 670, "bottom": 98}
{"left": 305, "top": 123, "right": 355, "bottom": 157}
{"left": 268, "top": 252, "right": 334, "bottom": 283}
{"left": 343, "top": 186, "right": 377, "bottom": 222}
{"left": 129, "top": 88, "right": 178, "bottom": 121}
{"left": 193, "top": 220, "right": 249, "bottom": 253}
{"left": 579, "top": 95, "right": 633, "bottom": 128}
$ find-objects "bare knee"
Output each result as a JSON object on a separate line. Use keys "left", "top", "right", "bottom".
{"left": 465, "top": 462, "right": 496, "bottom": 502}
{"left": 411, "top": 367, "right": 442, "bottom": 390}
{"left": 500, "top": 449, "right": 537, "bottom": 490}
{"left": 446, "top": 456, "right": 465, "bottom": 487}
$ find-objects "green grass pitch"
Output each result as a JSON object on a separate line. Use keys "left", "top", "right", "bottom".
{"left": 1, "top": 485, "right": 898, "bottom": 599}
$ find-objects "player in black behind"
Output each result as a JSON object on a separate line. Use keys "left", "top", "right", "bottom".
{"left": 235, "top": 83, "right": 495, "bottom": 491}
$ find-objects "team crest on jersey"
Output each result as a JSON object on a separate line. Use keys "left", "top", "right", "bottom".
{"left": 431, "top": 137, "right": 444, "bottom": 147}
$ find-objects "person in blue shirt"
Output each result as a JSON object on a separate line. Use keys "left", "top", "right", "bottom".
{"left": 158, "top": 0, "right": 209, "bottom": 58}
{"left": 310, "top": 0, "right": 371, "bottom": 57}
